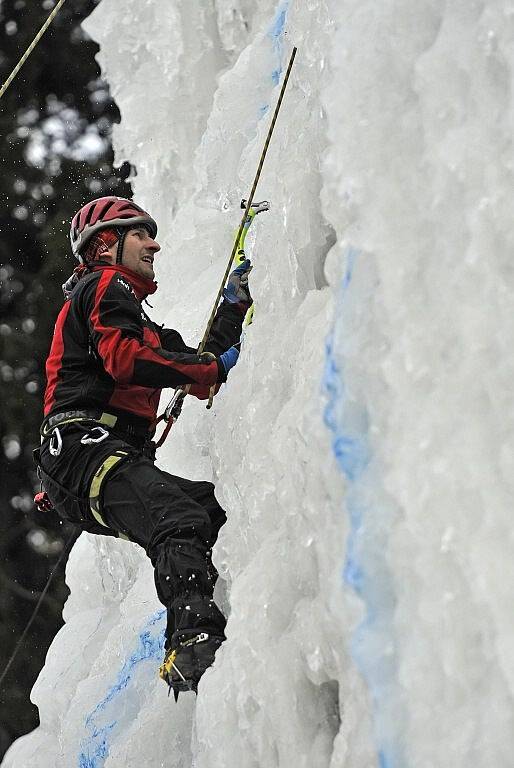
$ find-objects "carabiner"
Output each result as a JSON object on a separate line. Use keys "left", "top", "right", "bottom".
{"left": 49, "top": 428, "right": 62, "bottom": 456}
{"left": 80, "top": 426, "right": 109, "bottom": 445}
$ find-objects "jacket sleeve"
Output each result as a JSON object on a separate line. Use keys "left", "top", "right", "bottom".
{"left": 158, "top": 327, "right": 197, "bottom": 355}
{"left": 160, "top": 299, "right": 248, "bottom": 356}
{"left": 159, "top": 299, "right": 249, "bottom": 399}
{"left": 203, "top": 299, "right": 248, "bottom": 355}
{"left": 82, "top": 270, "right": 223, "bottom": 388}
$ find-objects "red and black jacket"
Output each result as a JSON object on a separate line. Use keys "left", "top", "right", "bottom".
{"left": 43, "top": 264, "right": 246, "bottom": 430}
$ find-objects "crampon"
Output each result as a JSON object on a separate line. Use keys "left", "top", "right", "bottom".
{"left": 159, "top": 631, "right": 224, "bottom": 702}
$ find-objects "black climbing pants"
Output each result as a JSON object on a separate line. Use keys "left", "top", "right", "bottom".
{"left": 35, "top": 422, "right": 227, "bottom": 645}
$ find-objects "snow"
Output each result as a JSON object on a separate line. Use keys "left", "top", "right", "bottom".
{"left": 3, "top": 0, "right": 514, "bottom": 766}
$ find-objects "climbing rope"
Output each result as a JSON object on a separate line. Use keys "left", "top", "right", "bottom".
{"left": 0, "top": 0, "right": 72, "bottom": 690}
{"left": 155, "top": 46, "right": 297, "bottom": 447}
{"left": 0, "top": 0, "right": 67, "bottom": 102}
{"left": 198, "top": 46, "right": 297, "bottom": 355}
{"left": 0, "top": 530, "right": 75, "bottom": 691}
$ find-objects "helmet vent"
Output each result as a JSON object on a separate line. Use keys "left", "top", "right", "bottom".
{"left": 83, "top": 203, "right": 96, "bottom": 227}
{"left": 96, "top": 199, "right": 114, "bottom": 222}
{"left": 70, "top": 196, "right": 157, "bottom": 258}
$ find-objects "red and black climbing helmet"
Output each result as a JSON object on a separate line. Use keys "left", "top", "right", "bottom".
{"left": 70, "top": 196, "right": 158, "bottom": 258}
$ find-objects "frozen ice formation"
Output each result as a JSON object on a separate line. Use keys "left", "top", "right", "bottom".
{"left": 4, "top": 1, "right": 514, "bottom": 766}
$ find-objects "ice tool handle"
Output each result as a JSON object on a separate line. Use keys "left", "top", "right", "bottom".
{"left": 230, "top": 198, "right": 270, "bottom": 332}
{"left": 236, "top": 198, "right": 270, "bottom": 264}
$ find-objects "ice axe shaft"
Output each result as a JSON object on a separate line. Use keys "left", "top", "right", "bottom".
{"left": 198, "top": 47, "right": 296, "bottom": 355}
{"left": 157, "top": 46, "right": 297, "bottom": 442}
{"left": 162, "top": 201, "right": 267, "bottom": 423}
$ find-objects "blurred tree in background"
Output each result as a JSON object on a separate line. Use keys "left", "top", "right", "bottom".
{"left": 0, "top": 0, "right": 132, "bottom": 757}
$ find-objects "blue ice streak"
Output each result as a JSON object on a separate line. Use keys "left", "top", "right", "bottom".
{"left": 78, "top": 610, "right": 166, "bottom": 768}
{"left": 268, "top": 1, "right": 290, "bottom": 84}
{"left": 323, "top": 246, "right": 405, "bottom": 767}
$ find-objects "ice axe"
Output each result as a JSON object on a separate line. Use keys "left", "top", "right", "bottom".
{"left": 154, "top": 47, "right": 297, "bottom": 448}
{"left": 163, "top": 197, "right": 269, "bottom": 426}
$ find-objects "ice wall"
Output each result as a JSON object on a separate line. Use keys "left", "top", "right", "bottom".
{"left": 4, "top": 1, "right": 514, "bottom": 767}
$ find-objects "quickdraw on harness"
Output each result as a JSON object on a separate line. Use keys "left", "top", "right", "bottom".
{"left": 154, "top": 46, "right": 297, "bottom": 449}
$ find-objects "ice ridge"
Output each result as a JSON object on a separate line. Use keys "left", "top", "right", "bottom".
{"left": 323, "top": 249, "right": 404, "bottom": 766}
{"left": 78, "top": 610, "right": 165, "bottom": 768}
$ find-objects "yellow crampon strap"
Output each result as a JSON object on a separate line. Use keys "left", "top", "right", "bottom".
{"left": 89, "top": 449, "right": 130, "bottom": 540}
{"left": 159, "top": 649, "right": 177, "bottom": 681}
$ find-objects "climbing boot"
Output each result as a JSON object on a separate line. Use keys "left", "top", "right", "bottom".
{"left": 160, "top": 630, "right": 224, "bottom": 698}
{"left": 160, "top": 595, "right": 226, "bottom": 698}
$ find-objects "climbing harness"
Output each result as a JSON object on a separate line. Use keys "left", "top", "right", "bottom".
{"left": 41, "top": 409, "right": 136, "bottom": 439}
{"left": 154, "top": 47, "right": 297, "bottom": 448}
{"left": 36, "top": 419, "right": 133, "bottom": 538}
{"left": 0, "top": 0, "right": 68, "bottom": 102}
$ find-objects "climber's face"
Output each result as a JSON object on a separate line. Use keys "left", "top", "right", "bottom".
{"left": 119, "top": 226, "right": 161, "bottom": 280}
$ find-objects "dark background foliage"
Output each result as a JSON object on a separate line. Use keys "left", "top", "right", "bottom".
{"left": 0, "top": 0, "right": 132, "bottom": 757}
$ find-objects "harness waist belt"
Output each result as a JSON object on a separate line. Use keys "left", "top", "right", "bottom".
{"left": 41, "top": 409, "right": 152, "bottom": 439}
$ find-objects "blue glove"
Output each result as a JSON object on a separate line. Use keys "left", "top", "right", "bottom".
{"left": 219, "top": 345, "right": 240, "bottom": 374}
{"left": 223, "top": 259, "right": 253, "bottom": 305}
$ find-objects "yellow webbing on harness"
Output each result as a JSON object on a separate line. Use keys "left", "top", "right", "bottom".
{"left": 89, "top": 449, "right": 129, "bottom": 539}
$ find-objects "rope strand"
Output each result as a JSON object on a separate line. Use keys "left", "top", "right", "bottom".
{"left": 198, "top": 47, "right": 297, "bottom": 353}
{"left": 156, "top": 47, "right": 297, "bottom": 443}
{"left": 0, "top": 530, "right": 75, "bottom": 691}
{"left": 0, "top": 0, "right": 67, "bottom": 102}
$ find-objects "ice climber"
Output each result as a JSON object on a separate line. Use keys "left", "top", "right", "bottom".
{"left": 34, "top": 196, "right": 252, "bottom": 695}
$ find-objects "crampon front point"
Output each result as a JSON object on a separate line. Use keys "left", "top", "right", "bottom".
{"left": 159, "top": 632, "right": 214, "bottom": 701}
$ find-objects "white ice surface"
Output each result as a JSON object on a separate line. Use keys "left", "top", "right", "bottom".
{"left": 3, "top": 1, "right": 514, "bottom": 766}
